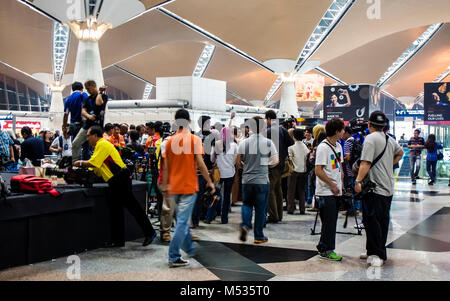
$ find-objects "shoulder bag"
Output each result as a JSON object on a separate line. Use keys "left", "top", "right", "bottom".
{"left": 354, "top": 134, "right": 389, "bottom": 200}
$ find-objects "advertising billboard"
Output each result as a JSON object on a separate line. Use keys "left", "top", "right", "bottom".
{"left": 295, "top": 74, "right": 324, "bottom": 102}
{"left": 323, "top": 85, "right": 370, "bottom": 121}
{"left": 424, "top": 82, "right": 450, "bottom": 125}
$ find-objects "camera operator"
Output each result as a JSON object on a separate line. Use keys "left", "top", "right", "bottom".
{"left": 63, "top": 81, "right": 88, "bottom": 143}
{"left": 73, "top": 125, "right": 156, "bottom": 248}
{"left": 157, "top": 122, "right": 175, "bottom": 243}
{"left": 126, "top": 130, "right": 144, "bottom": 154}
{"left": 354, "top": 111, "right": 404, "bottom": 267}
{"left": 72, "top": 80, "right": 107, "bottom": 162}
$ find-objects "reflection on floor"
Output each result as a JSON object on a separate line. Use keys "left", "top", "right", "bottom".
{"left": 0, "top": 179, "right": 449, "bottom": 281}
{"left": 387, "top": 207, "right": 450, "bottom": 252}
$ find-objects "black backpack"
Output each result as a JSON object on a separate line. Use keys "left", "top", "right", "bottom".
{"left": 349, "top": 140, "right": 362, "bottom": 167}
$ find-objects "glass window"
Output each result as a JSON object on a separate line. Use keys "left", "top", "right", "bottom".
{"left": 5, "top": 76, "right": 19, "bottom": 111}
{"left": 0, "top": 74, "right": 7, "bottom": 110}
{"left": 17, "top": 81, "right": 30, "bottom": 110}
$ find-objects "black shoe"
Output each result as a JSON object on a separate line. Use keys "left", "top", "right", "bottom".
{"left": 142, "top": 232, "right": 157, "bottom": 247}
{"left": 428, "top": 181, "right": 434, "bottom": 185}
{"left": 266, "top": 219, "right": 278, "bottom": 224}
{"left": 412, "top": 181, "right": 416, "bottom": 185}
{"left": 239, "top": 227, "right": 248, "bottom": 242}
{"left": 169, "top": 258, "right": 190, "bottom": 268}
{"left": 287, "top": 212, "right": 295, "bottom": 215}
{"left": 104, "top": 241, "right": 125, "bottom": 248}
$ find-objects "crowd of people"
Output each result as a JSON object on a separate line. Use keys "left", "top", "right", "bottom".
{"left": 1, "top": 80, "right": 449, "bottom": 269}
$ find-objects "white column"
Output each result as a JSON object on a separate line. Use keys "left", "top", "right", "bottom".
{"left": 73, "top": 39, "right": 104, "bottom": 87}
{"left": 48, "top": 84, "right": 65, "bottom": 131}
{"left": 279, "top": 72, "right": 299, "bottom": 118}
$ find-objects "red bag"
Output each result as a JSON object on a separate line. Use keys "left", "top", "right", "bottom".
{"left": 10, "top": 175, "right": 61, "bottom": 197}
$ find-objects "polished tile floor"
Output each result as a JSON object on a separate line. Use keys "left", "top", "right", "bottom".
{"left": 1, "top": 179, "right": 449, "bottom": 281}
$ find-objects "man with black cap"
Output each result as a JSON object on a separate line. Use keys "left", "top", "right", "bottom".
{"left": 355, "top": 111, "right": 404, "bottom": 267}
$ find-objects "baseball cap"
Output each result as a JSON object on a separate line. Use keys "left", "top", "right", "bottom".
{"left": 369, "top": 111, "right": 387, "bottom": 127}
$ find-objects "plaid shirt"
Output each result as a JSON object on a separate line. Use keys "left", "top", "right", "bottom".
{"left": 0, "top": 131, "right": 13, "bottom": 158}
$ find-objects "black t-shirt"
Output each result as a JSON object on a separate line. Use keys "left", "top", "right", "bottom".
{"left": 43, "top": 140, "right": 53, "bottom": 156}
{"left": 83, "top": 93, "right": 108, "bottom": 130}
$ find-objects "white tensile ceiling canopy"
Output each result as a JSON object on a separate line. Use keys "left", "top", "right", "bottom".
{"left": 1, "top": 0, "right": 450, "bottom": 104}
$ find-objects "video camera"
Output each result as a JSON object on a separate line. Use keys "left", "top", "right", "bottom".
{"left": 45, "top": 156, "right": 103, "bottom": 187}
{"left": 349, "top": 118, "right": 368, "bottom": 135}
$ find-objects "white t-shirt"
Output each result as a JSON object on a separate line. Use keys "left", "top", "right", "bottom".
{"left": 50, "top": 135, "right": 72, "bottom": 158}
{"left": 211, "top": 141, "right": 238, "bottom": 179}
{"left": 315, "top": 141, "right": 343, "bottom": 196}
{"left": 288, "top": 141, "right": 309, "bottom": 173}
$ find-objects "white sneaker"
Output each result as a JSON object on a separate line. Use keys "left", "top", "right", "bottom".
{"left": 367, "top": 255, "right": 375, "bottom": 265}
{"left": 360, "top": 252, "right": 368, "bottom": 260}
{"left": 370, "top": 256, "right": 384, "bottom": 267}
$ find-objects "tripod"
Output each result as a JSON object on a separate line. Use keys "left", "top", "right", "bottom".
{"left": 310, "top": 195, "right": 363, "bottom": 236}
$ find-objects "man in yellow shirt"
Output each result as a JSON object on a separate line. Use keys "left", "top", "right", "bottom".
{"left": 73, "top": 125, "right": 156, "bottom": 247}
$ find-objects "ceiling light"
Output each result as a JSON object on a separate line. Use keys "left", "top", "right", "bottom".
{"left": 192, "top": 44, "right": 216, "bottom": 77}
{"left": 52, "top": 22, "right": 70, "bottom": 83}
{"left": 294, "top": 0, "right": 354, "bottom": 72}
{"left": 377, "top": 23, "right": 443, "bottom": 87}
{"left": 142, "top": 83, "right": 153, "bottom": 100}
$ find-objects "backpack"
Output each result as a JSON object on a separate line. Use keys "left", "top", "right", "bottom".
{"left": 10, "top": 175, "right": 61, "bottom": 197}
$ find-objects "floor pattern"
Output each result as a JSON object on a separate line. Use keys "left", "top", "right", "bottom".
{"left": 0, "top": 179, "right": 449, "bottom": 281}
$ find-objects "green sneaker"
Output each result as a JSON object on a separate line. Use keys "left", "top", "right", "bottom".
{"left": 319, "top": 252, "right": 343, "bottom": 261}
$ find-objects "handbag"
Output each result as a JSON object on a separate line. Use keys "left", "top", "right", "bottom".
{"left": 437, "top": 151, "right": 444, "bottom": 161}
{"left": 281, "top": 157, "right": 294, "bottom": 178}
{"left": 212, "top": 167, "right": 221, "bottom": 183}
{"left": 354, "top": 134, "right": 389, "bottom": 200}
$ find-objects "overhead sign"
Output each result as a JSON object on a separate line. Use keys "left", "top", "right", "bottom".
{"left": 1, "top": 120, "right": 41, "bottom": 130}
{"left": 395, "top": 109, "right": 424, "bottom": 117}
{"left": 323, "top": 85, "right": 370, "bottom": 121}
{"left": 424, "top": 82, "right": 450, "bottom": 125}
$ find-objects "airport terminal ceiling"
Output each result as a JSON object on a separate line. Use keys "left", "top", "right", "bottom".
{"left": 1, "top": 0, "right": 450, "bottom": 104}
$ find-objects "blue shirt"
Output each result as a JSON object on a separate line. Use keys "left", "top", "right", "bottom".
{"left": 0, "top": 131, "right": 14, "bottom": 158}
{"left": 20, "top": 137, "right": 45, "bottom": 166}
{"left": 64, "top": 91, "right": 88, "bottom": 123}
{"left": 426, "top": 142, "right": 443, "bottom": 162}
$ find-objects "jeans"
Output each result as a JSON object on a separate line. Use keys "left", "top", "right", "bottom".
{"left": 205, "top": 177, "right": 234, "bottom": 224}
{"left": 426, "top": 160, "right": 437, "bottom": 182}
{"left": 192, "top": 175, "right": 207, "bottom": 226}
{"left": 268, "top": 165, "right": 283, "bottom": 221}
{"left": 316, "top": 196, "right": 339, "bottom": 254}
{"left": 306, "top": 171, "right": 315, "bottom": 205}
{"left": 362, "top": 193, "right": 392, "bottom": 261}
{"left": 410, "top": 154, "right": 421, "bottom": 180}
{"left": 241, "top": 183, "right": 270, "bottom": 240}
{"left": 168, "top": 194, "right": 197, "bottom": 262}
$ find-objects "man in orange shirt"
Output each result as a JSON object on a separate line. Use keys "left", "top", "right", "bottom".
{"left": 162, "top": 109, "right": 215, "bottom": 268}
{"left": 145, "top": 121, "right": 162, "bottom": 152}
{"left": 109, "top": 123, "right": 126, "bottom": 148}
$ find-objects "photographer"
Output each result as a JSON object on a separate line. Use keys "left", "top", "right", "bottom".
{"left": 355, "top": 111, "right": 404, "bottom": 267}
{"left": 72, "top": 80, "right": 107, "bottom": 162}
{"left": 63, "top": 82, "right": 88, "bottom": 143}
{"left": 73, "top": 126, "right": 156, "bottom": 248}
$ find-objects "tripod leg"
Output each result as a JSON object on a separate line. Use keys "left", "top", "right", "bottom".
{"left": 311, "top": 208, "right": 319, "bottom": 235}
